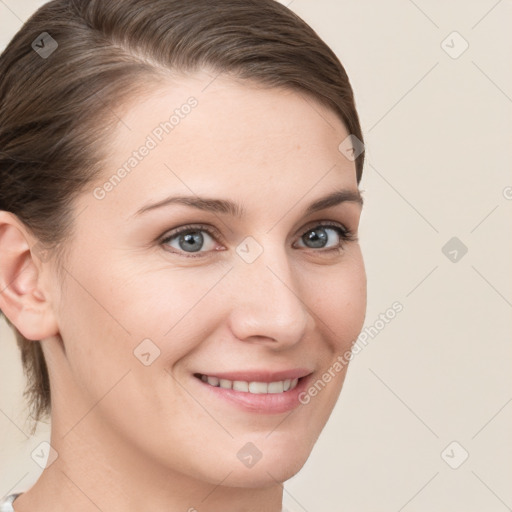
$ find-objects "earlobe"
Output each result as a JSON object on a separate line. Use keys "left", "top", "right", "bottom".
{"left": 0, "top": 211, "right": 59, "bottom": 341}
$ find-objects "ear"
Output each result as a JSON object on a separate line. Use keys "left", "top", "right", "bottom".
{"left": 0, "top": 211, "right": 60, "bottom": 341}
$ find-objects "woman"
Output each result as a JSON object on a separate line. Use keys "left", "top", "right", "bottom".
{"left": 0, "top": 0, "right": 366, "bottom": 510}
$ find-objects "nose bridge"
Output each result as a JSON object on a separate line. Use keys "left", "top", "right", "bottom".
{"left": 228, "top": 240, "right": 310, "bottom": 345}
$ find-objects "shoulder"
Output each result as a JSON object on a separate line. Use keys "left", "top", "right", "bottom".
{"left": 0, "top": 493, "right": 23, "bottom": 512}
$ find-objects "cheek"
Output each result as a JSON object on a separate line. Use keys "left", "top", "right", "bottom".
{"left": 113, "top": 263, "right": 232, "bottom": 362}
{"left": 310, "top": 252, "right": 367, "bottom": 349}
{"left": 54, "top": 266, "right": 136, "bottom": 402}
{"left": 53, "top": 258, "right": 197, "bottom": 439}
{"left": 56, "top": 260, "right": 230, "bottom": 418}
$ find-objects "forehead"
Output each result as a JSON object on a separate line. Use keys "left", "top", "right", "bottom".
{"left": 89, "top": 73, "right": 357, "bottom": 216}
{"left": 112, "top": 73, "right": 350, "bottom": 158}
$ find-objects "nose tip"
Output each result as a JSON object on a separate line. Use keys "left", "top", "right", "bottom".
{"left": 227, "top": 258, "right": 310, "bottom": 347}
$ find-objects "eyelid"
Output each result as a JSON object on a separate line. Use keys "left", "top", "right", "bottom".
{"left": 298, "top": 219, "right": 351, "bottom": 236}
{"left": 160, "top": 223, "right": 224, "bottom": 243}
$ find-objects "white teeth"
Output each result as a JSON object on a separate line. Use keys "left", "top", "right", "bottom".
{"left": 268, "top": 381, "right": 284, "bottom": 393}
{"left": 219, "top": 379, "right": 232, "bottom": 389}
{"left": 233, "top": 380, "right": 249, "bottom": 392}
{"left": 249, "top": 381, "right": 268, "bottom": 394}
{"left": 199, "top": 374, "right": 301, "bottom": 394}
{"left": 207, "top": 376, "right": 219, "bottom": 387}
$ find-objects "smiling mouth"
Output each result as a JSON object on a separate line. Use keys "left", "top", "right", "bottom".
{"left": 193, "top": 373, "right": 302, "bottom": 394}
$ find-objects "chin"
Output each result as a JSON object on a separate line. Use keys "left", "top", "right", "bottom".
{"left": 225, "top": 457, "right": 308, "bottom": 488}
{"left": 219, "top": 438, "right": 314, "bottom": 488}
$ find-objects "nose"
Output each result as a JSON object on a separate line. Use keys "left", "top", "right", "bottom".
{"left": 226, "top": 243, "right": 311, "bottom": 348}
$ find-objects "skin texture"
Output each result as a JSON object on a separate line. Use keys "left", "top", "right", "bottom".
{"left": 0, "top": 72, "right": 366, "bottom": 512}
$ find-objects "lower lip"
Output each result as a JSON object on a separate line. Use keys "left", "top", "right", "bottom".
{"left": 193, "top": 374, "right": 312, "bottom": 414}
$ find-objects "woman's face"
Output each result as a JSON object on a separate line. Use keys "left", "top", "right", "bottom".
{"left": 45, "top": 72, "right": 366, "bottom": 487}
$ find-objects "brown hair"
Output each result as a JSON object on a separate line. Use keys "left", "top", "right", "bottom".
{"left": 0, "top": 0, "right": 365, "bottom": 434}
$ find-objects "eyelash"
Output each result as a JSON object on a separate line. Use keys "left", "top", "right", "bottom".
{"left": 159, "top": 221, "right": 357, "bottom": 258}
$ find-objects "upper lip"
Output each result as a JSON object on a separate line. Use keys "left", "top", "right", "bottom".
{"left": 195, "top": 368, "right": 313, "bottom": 382}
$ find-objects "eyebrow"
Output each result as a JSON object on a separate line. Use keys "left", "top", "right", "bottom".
{"left": 131, "top": 188, "right": 363, "bottom": 219}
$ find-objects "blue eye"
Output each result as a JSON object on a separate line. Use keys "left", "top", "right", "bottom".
{"left": 161, "top": 225, "right": 217, "bottom": 254}
{"left": 160, "top": 222, "right": 355, "bottom": 258}
{"left": 296, "top": 225, "right": 350, "bottom": 250}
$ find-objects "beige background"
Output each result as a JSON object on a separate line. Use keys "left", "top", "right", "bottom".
{"left": 1, "top": 0, "right": 511, "bottom": 510}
